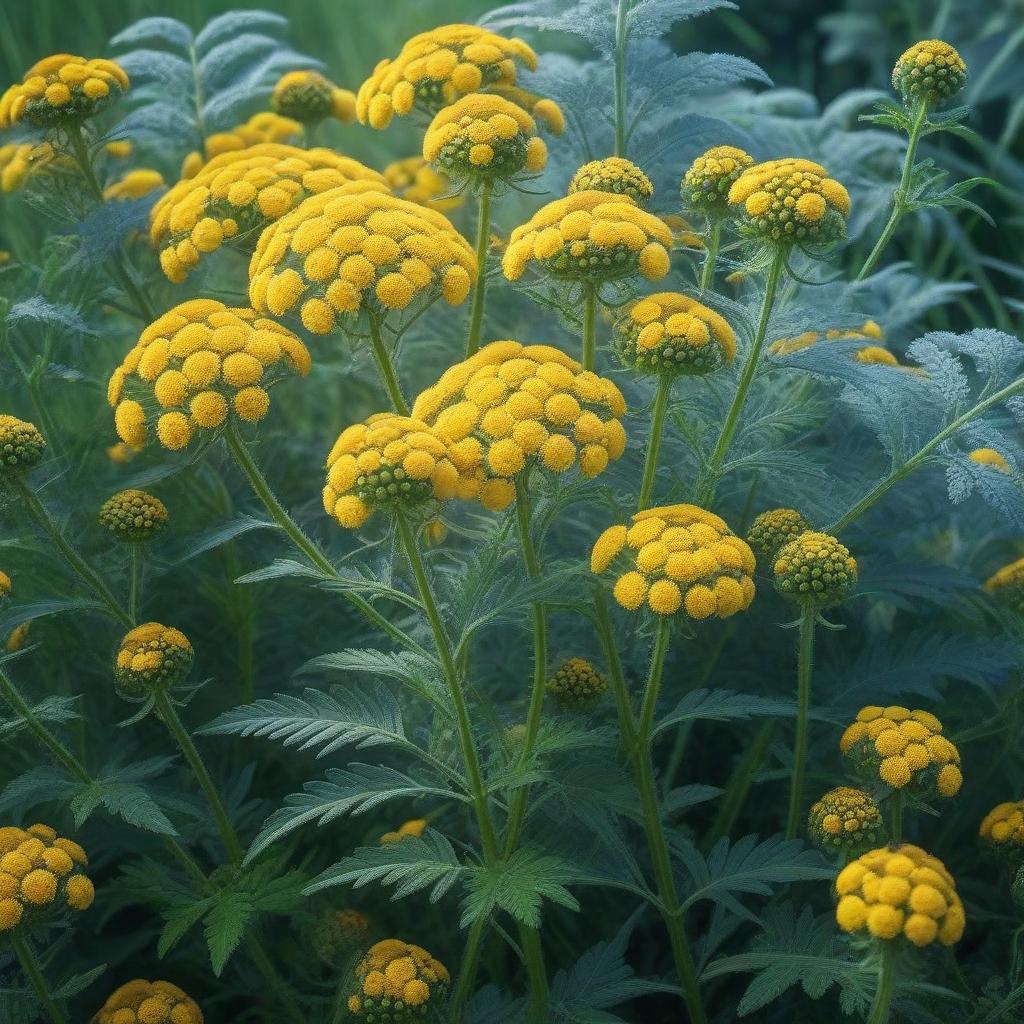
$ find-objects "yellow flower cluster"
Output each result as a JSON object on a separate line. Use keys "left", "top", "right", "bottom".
{"left": 681, "top": 146, "right": 753, "bottom": 217}
{"left": 380, "top": 819, "right": 428, "bottom": 845}
{"left": 728, "top": 158, "right": 850, "bottom": 245}
{"left": 613, "top": 292, "right": 736, "bottom": 375}
{"left": 546, "top": 657, "right": 608, "bottom": 708}
{"left": 835, "top": 844, "right": 965, "bottom": 946}
{"left": 807, "top": 786, "right": 883, "bottom": 854}
{"left": 411, "top": 340, "right": 628, "bottom": 510}
{"left": 99, "top": 489, "right": 168, "bottom": 542}
{"left": 570, "top": 158, "right": 653, "bottom": 204}
{"left": 103, "top": 169, "right": 165, "bottom": 201}
{"left": 0, "top": 570, "right": 10, "bottom": 608}
{"left": 383, "top": 157, "right": 460, "bottom": 212}
{"left": 114, "top": 622, "right": 193, "bottom": 698}
{"left": 423, "top": 94, "right": 547, "bottom": 182}
{"left": 489, "top": 83, "right": 564, "bottom": 135}
{"left": 93, "top": 980, "right": 203, "bottom": 1024}
{"left": 502, "top": 191, "right": 674, "bottom": 284}
{"left": 310, "top": 908, "right": 371, "bottom": 964}
{"left": 180, "top": 112, "right": 304, "bottom": 179}
{"left": 357, "top": 24, "right": 538, "bottom": 128}
{"left": 746, "top": 508, "right": 810, "bottom": 563}
{"left": 773, "top": 531, "right": 857, "bottom": 606}
{"left": 0, "top": 54, "right": 128, "bottom": 129}
{"left": 347, "top": 939, "right": 449, "bottom": 1018}
{"left": 249, "top": 190, "right": 476, "bottom": 333}
{"left": 984, "top": 557, "right": 1024, "bottom": 614}
{"left": 323, "top": 414, "right": 467, "bottom": 529}
{"left": 0, "top": 142, "right": 59, "bottom": 192}
{"left": 272, "top": 70, "right": 356, "bottom": 124}
{"left": 0, "top": 823, "right": 93, "bottom": 932}
{"left": 150, "top": 144, "right": 387, "bottom": 282}
{"left": 0, "top": 415, "right": 46, "bottom": 474}
{"left": 769, "top": 319, "right": 884, "bottom": 357}
{"left": 893, "top": 40, "right": 966, "bottom": 108}
{"left": 970, "top": 448, "right": 1011, "bottom": 473}
{"left": 980, "top": 801, "right": 1024, "bottom": 855}
{"left": 109, "top": 300, "right": 311, "bottom": 452}
{"left": 592, "top": 504, "right": 756, "bottom": 618}
{"left": 840, "top": 706, "right": 962, "bottom": 797}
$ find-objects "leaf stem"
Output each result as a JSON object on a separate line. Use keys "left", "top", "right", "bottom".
{"left": 868, "top": 941, "right": 897, "bottom": 1024}
{"left": 581, "top": 285, "right": 597, "bottom": 371}
{"left": 10, "top": 932, "right": 66, "bottom": 1024}
{"left": 699, "top": 220, "right": 722, "bottom": 293}
{"left": 465, "top": 181, "right": 493, "bottom": 358}
{"left": 367, "top": 312, "right": 409, "bottom": 415}
{"left": 638, "top": 374, "right": 671, "bottom": 510}
{"left": 785, "top": 604, "right": 816, "bottom": 840}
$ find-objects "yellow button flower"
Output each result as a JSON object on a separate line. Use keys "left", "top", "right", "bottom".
{"left": 103, "top": 169, "right": 165, "bottom": 201}
{"left": 570, "top": 158, "right": 653, "bottom": 204}
{"left": 808, "top": 787, "right": 883, "bottom": 854}
{"left": 93, "top": 979, "right": 203, "bottom": 1024}
{"left": 98, "top": 489, "right": 168, "bottom": 543}
{"left": 0, "top": 141, "right": 62, "bottom": 193}
{"left": 379, "top": 819, "right": 429, "bottom": 845}
{"left": 272, "top": 69, "right": 356, "bottom": 124}
{"left": 983, "top": 557, "right": 1024, "bottom": 615}
{"left": 892, "top": 40, "right": 966, "bottom": 109}
{"left": 114, "top": 623, "right": 193, "bottom": 698}
{"left": 384, "top": 156, "right": 461, "bottom": 212}
{"left": 546, "top": 657, "right": 608, "bottom": 709}
{"left": 681, "top": 146, "right": 753, "bottom": 217}
{"left": 347, "top": 938, "right": 449, "bottom": 1018}
{"left": 773, "top": 531, "right": 857, "bottom": 606}
{"left": 0, "top": 415, "right": 45, "bottom": 475}
{"left": 180, "top": 111, "right": 304, "bottom": 179}
{"left": 979, "top": 800, "right": 1024, "bottom": 856}
{"left": 0, "top": 54, "right": 128, "bottom": 129}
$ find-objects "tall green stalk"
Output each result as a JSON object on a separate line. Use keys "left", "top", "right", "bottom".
{"left": 10, "top": 932, "right": 65, "bottom": 1024}
{"left": 637, "top": 374, "right": 671, "bottom": 510}
{"left": 581, "top": 286, "right": 598, "bottom": 371}
{"left": 465, "top": 181, "right": 493, "bottom": 358}
{"left": 785, "top": 604, "right": 817, "bottom": 840}
{"left": 128, "top": 545, "right": 143, "bottom": 623}
{"left": 613, "top": 0, "right": 629, "bottom": 156}
{"left": 367, "top": 313, "right": 409, "bottom": 415}
{"left": 699, "top": 220, "right": 722, "bottom": 292}
{"left": 888, "top": 792, "right": 904, "bottom": 841}
{"left": 868, "top": 942, "right": 897, "bottom": 1024}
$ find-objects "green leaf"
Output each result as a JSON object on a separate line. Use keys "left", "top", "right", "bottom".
{"left": 168, "top": 513, "right": 277, "bottom": 564}
{"left": 158, "top": 897, "right": 213, "bottom": 959}
{"left": 0, "top": 695, "right": 80, "bottom": 738}
{"left": 50, "top": 964, "right": 108, "bottom": 1000}
{"left": 663, "top": 784, "right": 723, "bottom": 817}
{"left": 653, "top": 689, "right": 795, "bottom": 738}
{"left": 204, "top": 890, "right": 254, "bottom": 976}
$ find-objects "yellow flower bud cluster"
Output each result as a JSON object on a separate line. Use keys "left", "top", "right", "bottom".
{"left": 411, "top": 340, "right": 628, "bottom": 510}
{"left": 613, "top": 292, "right": 736, "bottom": 376}
{"left": 181, "top": 112, "right": 304, "bottom": 179}
{"left": 746, "top": 508, "right": 810, "bottom": 563}
{"left": 834, "top": 843, "right": 965, "bottom": 947}
{"left": 980, "top": 801, "right": 1024, "bottom": 857}
{"left": 383, "top": 157, "right": 461, "bottom": 213}
{"left": 728, "top": 158, "right": 850, "bottom": 246}
{"left": 324, "top": 415, "right": 469, "bottom": 529}
{"left": 151, "top": 144, "right": 387, "bottom": 282}
{"left": 969, "top": 448, "right": 1011, "bottom": 474}
{"left": 840, "top": 706, "right": 963, "bottom": 798}
{"left": 310, "top": 908, "right": 371, "bottom": 964}
{"left": 0, "top": 141, "right": 59, "bottom": 192}
{"left": 272, "top": 70, "right": 356, "bottom": 124}
{"left": 984, "top": 557, "right": 1024, "bottom": 614}
{"left": 114, "top": 622, "right": 193, "bottom": 698}
{"left": 0, "top": 54, "right": 128, "bottom": 129}
{"left": 423, "top": 94, "right": 547, "bottom": 182}
{"left": 0, "top": 823, "right": 93, "bottom": 933}
{"left": 249, "top": 190, "right": 476, "bottom": 333}
{"left": 0, "top": 570, "right": 10, "bottom": 609}
{"left": 103, "top": 169, "right": 165, "bottom": 201}
{"left": 347, "top": 939, "right": 449, "bottom": 1019}
{"left": 0, "top": 415, "right": 46, "bottom": 475}
{"left": 488, "top": 83, "right": 565, "bottom": 135}
{"left": 546, "top": 657, "right": 608, "bottom": 708}
{"left": 502, "top": 191, "right": 674, "bottom": 284}
{"left": 93, "top": 979, "right": 203, "bottom": 1024}
{"left": 109, "top": 300, "right": 311, "bottom": 451}
{"left": 356, "top": 24, "right": 538, "bottom": 129}
{"left": 99, "top": 489, "right": 168, "bottom": 542}
{"left": 681, "top": 145, "right": 754, "bottom": 217}
{"left": 808, "top": 786, "right": 883, "bottom": 854}
{"left": 769, "top": 319, "right": 884, "bottom": 357}
{"left": 592, "top": 504, "right": 756, "bottom": 618}
{"left": 570, "top": 158, "right": 654, "bottom": 204}
{"left": 380, "top": 819, "right": 429, "bottom": 845}
{"left": 892, "top": 40, "right": 966, "bottom": 109}
{"left": 773, "top": 531, "right": 857, "bottom": 606}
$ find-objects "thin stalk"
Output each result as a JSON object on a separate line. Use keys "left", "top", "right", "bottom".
{"left": 128, "top": 545, "right": 143, "bottom": 622}
{"left": 700, "top": 249, "right": 785, "bottom": 501}
{"left": 10, "top": 932, "right": 65, "bottom": 1024}
{"left": 857, "top": 100, "right": 927, "bottom": 281}
{"left": 581, "top": 286, "right": 597, "bottom": 372}
{"left": 465, "top": 182, "right": 493, "bottom": 358}
{"left": 450, "top": 916, "right": 487, "bottom": 1022}
{"left": 785, "top": 604, "right": 817, "bottom": 840}
{"left": 868, "top": 942, "right": 897, "bottom": 1024}
{"left": 704, "top": 719, "right": 776, "bottom": 848}
{"left": 519, "top": 926, "right": 550, "bottom": 1024}
{"left": 889, "top": 791, "right": 904, "bottom": 841}
{"left": 699, "top": 220, "right": 722, "bottom": 292}
{"left": 367, "top": 313, "right": 409, "bottom": 415}
{"left": 154, "top": 691, "right": 243, "bottom": 863}
{"left": 637, "top": 374, "right": 671, "bottom": 510}
{"left": 15, "top": 479, "right": 133, "bottom": 629}
{"left": 593, "top": 587, "right": 637, "bottom": 754}
{"left": 613, "top": 0, "right": 629, "bottom": 156}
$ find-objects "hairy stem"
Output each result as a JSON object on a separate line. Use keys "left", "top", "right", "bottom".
{"left": 128, "top": 544, "right": 143, "bottom": 623}
{"left": 465, "top": 181, "right": 493, "bottom": 358}
{"left": 868, "top": 942, "right": 897, "bottom": 1024}
{"left": 638, "top": 374, "right": 671, "bottom": 510}
{"left": 593, "top": 587, "right": 637, "bottom": 754}
{"left": 699, "top": 220, "right": 722, "bottom": 293}
{"left": 581, "top": 285, "right": 597, "bottom": 372}
{"left": 367, "top": 313, "right": 409, "bottom": 415}
{"left": 11, "top": 932, "right": 66, "bottom": 1024}
{"left": 613, "top": 0, "right": 629, "bottom": 157}
{"left": 785, "top": 604, "right": 817, "bottom": 840}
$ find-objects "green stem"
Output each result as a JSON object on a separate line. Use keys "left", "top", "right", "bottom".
{"left": 450, "top": 916, "right": 487, "bottom": 1023}
{"left": 519, "top": 925, "right": 550, "bottom": 1024}
{"left": 465, "top": 182, "right": 493, "bottom": 358}
{"left": 856, "top": 100, "right": 927, "bottom": 281}
{"left": 154, "top": 691, "right": 243, "bottom": 863}
{"left": 128, "top": 545, "right": 143, "bottom": 623}
{"left": 785, "top": 604, "right": 816, "bottom": 840}
{"left": 704, "top": 719, "right": 776, "bottom": 848}
{"left": 593, "top": 587, "right": 637, "bottom": 754}
{"left": 15, "top": 479, "right": 133, "bottom": 629}
{"left": 613, "top": 0, "right": 629, "bottom": 157}
{"left": 367, "top": 313, "right": 409, "bottom": 415}
{"left": 889, "top": 791, "right": 904, "bottom": 841}
{"left": 638, "top": 374, "right": 671, "bottom": 510}
{"left": 10, "top": 932, "right": 66, "bottom": 1024}
{"left": 868, "top": 942, "right": 897, "bottom": 1024}
{"left": 699, "top": 220, "right": 722, "bottom": 293}
{"left": 581, "top": 286, "right": 597, "bottom": 372}
{"left": 701, "top": 249, "right": 785, "bottom": 501}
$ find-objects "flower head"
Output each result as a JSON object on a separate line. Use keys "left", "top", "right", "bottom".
{"left": 746, "top": 508, "right": 810, "bottom": 563}
{"left": 613, "top": 292, "right": 736, "bottom": 375}
{"left": 834, "top": 843, "right": 965, "bottom": 947}
{"left": 0, "top": 415, "right": 45, "bottom": 475}
{"left": 892, "top": 40, "right": 966, "bottom": 109}
{"left": 0, "top": 141, "right": 61, "bottom": 192}
{"left": 984, "top": 557, "right": 1024, "bottom": 614}
{"left": 380, "top": 819, "right": 429, "bottom": 845}
{"left": 0, "top": 823, "right": 93, "bottom": 933}
{"left": 411, "top": 340, "right": 627, "bottom": 510}
{"left": 840, "top": 706, "right": 962, "bottom": 800}
{"left": 249, "top": 190, "right": 476, "bottom": 333}
{"left": 773, "top": 531, "right": 856, "bottom": 606}
{"left": 114, "top": 623, "right": 193, "bottom": 698}
{"left": 347, "top": 938, "right": 449, "bottom": 1018}
{"left": 0, "top": 54, "right": 128, "bottom": 129}
{"left": 103, "top": 169, "right": 165, "bottom": 201}
{"left": 592, "top": 504, "right": 756, "bottom": 618}
{"left": 969, "top": 448, "right": 1010, "bottom": 474}
{"left": 979, "top": 801, "right": 1024, "bottom": 859}
{"left": 681, "top": 146, "right": 753, "bottom": 218}
{"left": 108, "top": 300, "right": 311, "bottom": 451}
{"left": 424, "top": 94, "right": 547, "bottom": 184}
{"left": 323, "top": 414, "right": 468, "bottom": 529}
{"left": 99, "top": 489, "right": 168, "bottom": 543}
{"left": 181, "top": 112, "right": 304, "bottom": 179}
{"left": 488, "top": 83, "right": 564, "bottom": 134}
{"left": 570, "top": 158, "right": 653, "bottom": 204}
{"left": 93, "top": 980, "right": 203, "bottom": 1024}
{"left": 357, "top": 24, "right": 538, "bottom": 128}
{"left": 546, "top": 657, "right": 608, "bottom": 709}
{"left": 383, "top": 157, "right": 460, "bottom": 212}
{"left": 150, "top": 144, "right": 387, "bottom": 282}
{"left": 310, "top": 908, "right": 371, "bottom": 965}
{"left": 502, "top": 191, "right": 673, "bottom": 285}
{"left": 0, "top": 571, "right": 10, "bottom": 610}
{"left": 728, "top": 158, "right": 850, "bottom": 246}
{"left": 272, "top": 70, "right": 356, "bottom": 124}
{"left": 808, "top": 787, "right": 883, "bottom": 854}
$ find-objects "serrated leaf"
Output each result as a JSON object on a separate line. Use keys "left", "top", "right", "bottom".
{"left": 167, "top": 513, "right": 277, "bottom": 564}
{"left": 7, "top": 297, "right": 94, "bottom": 335}
{"left": 158, "top": 898, "right": 212, "bottom": 959}
{"left": 653, "top": 689, "right": 795, "bottom": 738}
{"left": 204, "top": 890, "right": 254, "bottom": 976}
{"left": 462, "top": 846, "right": 579, "bottom": 928}
{"left": 50, "top": 964, "right": 108, "bottom": 1000}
